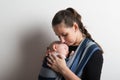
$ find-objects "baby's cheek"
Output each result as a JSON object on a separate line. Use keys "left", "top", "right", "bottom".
{"left": 53, "top": 52, "right": 59, "bottom": 56}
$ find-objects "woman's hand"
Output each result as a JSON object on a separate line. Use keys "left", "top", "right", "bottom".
{"left": 47, "top": 53, "right": 67, "bottom": 73}
{"left": 46, "top": 51, "right": 81, "bottom": 80}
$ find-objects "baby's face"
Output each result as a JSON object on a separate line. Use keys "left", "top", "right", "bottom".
{"left": 55, "top": 43, "right": 69, "bottom": 57}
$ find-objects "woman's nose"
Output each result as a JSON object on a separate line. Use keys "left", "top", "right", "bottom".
{"left": 60, "top": 37, "right": 65, "bottom": 43}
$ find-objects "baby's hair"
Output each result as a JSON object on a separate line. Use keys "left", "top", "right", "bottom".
{"left": 48, "top": 41, "right": 61, "bottom": 51}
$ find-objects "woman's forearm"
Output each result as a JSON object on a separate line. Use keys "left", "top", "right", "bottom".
{"left": 61, "top": 66, "right": 81, "bottom": 80}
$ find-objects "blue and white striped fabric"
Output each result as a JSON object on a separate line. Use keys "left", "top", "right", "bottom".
{"left": 38, "top": 38, "right": 102, "bottom": 80}
{"left": 67, "top": 38, "right": 102, "bottom": 77}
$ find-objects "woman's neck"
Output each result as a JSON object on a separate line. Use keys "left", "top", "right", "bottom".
{"left": 73, "top": 31, "right": 85, "bottom": 46}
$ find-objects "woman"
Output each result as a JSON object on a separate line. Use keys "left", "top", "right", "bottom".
{"left": 46, "top": 7, "right": 103, "bottom": 80}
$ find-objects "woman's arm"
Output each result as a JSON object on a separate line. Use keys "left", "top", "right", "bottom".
{"left": 47, "top": 54, "right": 81, "bottom": 80}
{"left": 81, "top": 50, "right": 103, "bottom": 80}
{"left": 61, "top": 66, "right": 81, "bottom": 80}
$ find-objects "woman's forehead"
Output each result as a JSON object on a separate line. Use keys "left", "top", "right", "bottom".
{"left": 53, "top": 26, "right": 66, "bottom": 31}
{"left": 53, "top": 26, "right": 71, "bottom": 34}
{"left": 53, "top": 22, "right": 70, "bottom": 30}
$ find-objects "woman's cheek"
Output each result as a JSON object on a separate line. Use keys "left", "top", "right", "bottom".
{"left": 66, "top": 39, "right": 75, "bottom": 46}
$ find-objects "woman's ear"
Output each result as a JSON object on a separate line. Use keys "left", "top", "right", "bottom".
{"left": 73, "top": 22, "right": 79, "bottom": 32}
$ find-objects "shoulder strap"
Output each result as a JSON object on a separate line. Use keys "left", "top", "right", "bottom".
{"left": 68, "top": 38, "right": 101, "bottom": 77}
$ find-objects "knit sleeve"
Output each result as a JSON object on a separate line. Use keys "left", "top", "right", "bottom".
{"left": 81, "top": 50, "right": 103, "bottom": 80}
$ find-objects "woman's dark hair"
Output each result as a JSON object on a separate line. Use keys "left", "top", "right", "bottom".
{"left": 52, "top": 7, "right": 93, "bottom": 41}
{"left": 52, "top": 7, "right": 103, "bottom": 53}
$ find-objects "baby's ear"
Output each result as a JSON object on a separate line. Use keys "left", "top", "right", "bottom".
{"left": 52, "top": 44, "right": 57, "bottom": 51}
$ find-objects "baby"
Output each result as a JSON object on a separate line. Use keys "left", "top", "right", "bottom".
{"left": 48, "top": 41, "right": 69, "bottom": 58}
{"left": 38, "top": 41, "right": 69, "bottom": 80}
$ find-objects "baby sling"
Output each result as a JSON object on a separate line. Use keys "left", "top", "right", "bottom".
{"left": 38, "top": 38, "right": 102, "bottom": 80}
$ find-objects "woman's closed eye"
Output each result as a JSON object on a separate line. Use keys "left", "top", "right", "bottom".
{"left": 62, "top": 33, "right": 68, "bottom": 37}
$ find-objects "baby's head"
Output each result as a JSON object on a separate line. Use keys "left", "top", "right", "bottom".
{"left": 48, "top": 41, "right": 69, "bottom": 58}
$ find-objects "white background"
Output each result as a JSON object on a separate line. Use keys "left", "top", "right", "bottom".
{"left": 0, "top": 0, "right": 120, "bottom": 80}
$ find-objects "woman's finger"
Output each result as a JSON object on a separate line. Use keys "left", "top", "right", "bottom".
{"left": 57, "top": 54, "right": 65, "bottom": 59}
{"left": 47, "top": 56, "right": 54, "bottom": 64}
{"left": 51, "top": 53, "right": 58, "bottom": 60}
{"left": 47, "top": 54, "right": 56, "bottom": 63}
{"left": 47, "top": 62, "right": 52, "bottom": 67}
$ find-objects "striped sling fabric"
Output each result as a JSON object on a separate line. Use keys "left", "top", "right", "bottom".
{"left": 38, "top": 38, "right": 102, "bottom": 80}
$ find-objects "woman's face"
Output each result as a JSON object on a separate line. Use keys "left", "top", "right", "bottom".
{"left": 53, "top": 22, "right": 78, "bottom": 46}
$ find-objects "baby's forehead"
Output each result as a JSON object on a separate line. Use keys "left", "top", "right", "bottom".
{"left": 58, "top": 43, "right": 68, "bottom": 47}
{"left": 53, "top": 41, "right": 68, "bottom": 48}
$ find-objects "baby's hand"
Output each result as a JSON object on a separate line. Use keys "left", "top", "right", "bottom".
{"left": 69, "top": 51, "right": 75, "bottom": 56}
